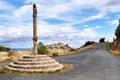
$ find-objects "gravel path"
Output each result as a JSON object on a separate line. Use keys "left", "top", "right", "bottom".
{"left": 0, "top": 43, "right": 120, "bottom": 80}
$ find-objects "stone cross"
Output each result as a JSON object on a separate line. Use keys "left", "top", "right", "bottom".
{"left": 33, "top": 3, "right": 37, "bottom": 55}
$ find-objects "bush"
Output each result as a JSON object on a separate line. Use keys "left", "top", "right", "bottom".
{"left": 52, "top": 52, "right": 58, "bottom": 56}
{"left": 70, "top": 48, "right": 76, "bottom": 51}
{"left": 99, "top": 38, "right": 105, "bottom": 43}
{"left": 82, "top": 41, "right": 96, "bottom": 47}
{"left": 37, "top": 42, "right": 48, "bottom": 54}
{"left": 0, "top": 45, "right": 11, "bottom": 51}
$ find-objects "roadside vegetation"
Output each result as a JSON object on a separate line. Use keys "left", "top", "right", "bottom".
{"left": 108, "top": 43, "right": 120, "bottom": 56}
{"left": 99, "top": 38, "right": 105, "bottom": 43}
{"left": 0, "top": 45, "right": 11, "bottom": 52}
{"left": 82, "top": 41, "right": 97, "bottom": 47}
{"left": 108, "top": 20, "right": 120, "bottom": 56}
{"left": 37, "top": 42, "right": 48, "bottom": 55}
{"left": 78, "top": 41, "right": 97, "bottom": 52}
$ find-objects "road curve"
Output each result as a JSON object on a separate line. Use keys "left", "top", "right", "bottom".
{"left": 0, "top": 43, "right": 120, "bottom": 80}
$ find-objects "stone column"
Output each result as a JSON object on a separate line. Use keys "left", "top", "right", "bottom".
{"left": 33, "top": 3, "right": 37, "bottom": 55}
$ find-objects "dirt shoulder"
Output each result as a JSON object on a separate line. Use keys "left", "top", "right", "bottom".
{"left": 107, "top": 43, "right": 120, "bottom": 56}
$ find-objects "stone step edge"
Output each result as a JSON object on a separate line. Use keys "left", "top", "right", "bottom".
{"left": 9, "top": 62, "right": 60, "bottom": 67}
{"left": 14, "top": 59, "right": 56, "bottom": 64}
{"left": 5, "top": 65, "right": 64, "bottom": 72}
{"left": 24, "top": 55, "right": 48, "bottom": 58}
{"left": 18, "top": 57, "right": 52, "bottom": 61}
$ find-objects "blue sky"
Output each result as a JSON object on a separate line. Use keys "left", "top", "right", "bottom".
{"left": 0, "top": 0, "right": 120, "bottom": 48}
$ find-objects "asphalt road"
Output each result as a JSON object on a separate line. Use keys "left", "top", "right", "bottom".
{"left": 0, "top": 43, "right": 120, "bottom": 80}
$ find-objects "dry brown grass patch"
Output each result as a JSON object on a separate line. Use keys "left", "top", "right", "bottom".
{"left": 108, "top": 43, "right": 120, "bottom": 56}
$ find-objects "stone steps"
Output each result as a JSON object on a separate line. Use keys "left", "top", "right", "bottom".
{"left": 14, "top": 60, "right": 56, "bottom": 65}
{"left": 9, "top": 62, "right": 60, "bottom": 69}
{"left": 6, "top": 55, "right": 64, "bottom": 72}
{"left": 18, "top": 57, "right": 52, "bottom": 61}
{"left": 23, "top": 55, "right": 48, "bottom": 58}
{"left": 6, "top": 65, "right": 63, "bottom": 72}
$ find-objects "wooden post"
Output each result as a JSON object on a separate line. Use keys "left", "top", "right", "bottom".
{"left": 33, "top": 3, "right": 37, "bottom": 55}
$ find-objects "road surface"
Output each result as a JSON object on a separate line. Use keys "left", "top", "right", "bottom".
{"left": 0, "top": 43, "right": 120, "bottom": 80}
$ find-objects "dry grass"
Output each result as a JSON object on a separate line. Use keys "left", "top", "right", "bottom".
{"left": 77, "top": 43, "right": 97, "bottom": 52}
{"left": 0, "top": 50, "right": 32, "bottom": 62}
{"left": 108, "top": 43, "right": 120, "bottom": 56}
{"left": 48, "top": 43, "right": 98, "bottom": 57}
{"left": 0, "top": 43, "right": 97, "bottom": 62}
{"left": 0, "top": 64, "right": 73, "bottom": 76}
{"left": 61, "top": 64, "right": 73, "bottom": 73}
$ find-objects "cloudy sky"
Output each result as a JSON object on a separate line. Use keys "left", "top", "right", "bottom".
{"left": 0, "top": 0, "right": 120, "bottom": 48}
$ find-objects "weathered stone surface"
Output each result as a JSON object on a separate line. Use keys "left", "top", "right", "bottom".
{"left": 6, "top": 55, "right": 63, "bottom": 72}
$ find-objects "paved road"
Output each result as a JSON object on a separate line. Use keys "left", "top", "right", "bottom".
{"left": 0, "top": 43, "right": 120, "bottom": 80}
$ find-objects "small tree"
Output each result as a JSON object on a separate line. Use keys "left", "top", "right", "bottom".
{"left": 66, "top": 44, "right": 70, "bottom": 48}
{"left": 37, "top": 42, "right": 48, "bottom": 54}
{"left": 115, "top": 22, "right": 120, "bottom": 40}
{"left": 99, "top": 38, "right": 105, "bottom": 43}
{"left": 0, "top": 45, "right": 11, "bottom": 51}
{"left": 82, "top": 41, "right": 96, "bottom": 47}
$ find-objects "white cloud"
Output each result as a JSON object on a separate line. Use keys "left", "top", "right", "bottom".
{"left": 0, "top": 21, "right": 101, "bottom": 48}
{"left": 96, "top": 26, "right": 101, "bottom": 29}
{"left": 83, "top": 25, "right": 88, "bottom": 27}
{"left": 81, "top": 12, "right": 106, "bottom": 22}
{"left": 0, "top": 1, "right": 15, "bottom": 11}
{"left": 108, "top": 20, "right": 119, "bottom": 25}
{"left": 12, "top": 4, "right": 32, "bottom": 23}
{"left": 1, "top": 0, "right": 119, "bottom": 48}
{"left": 11, "top": 0, "right": 120, "bottom": 24}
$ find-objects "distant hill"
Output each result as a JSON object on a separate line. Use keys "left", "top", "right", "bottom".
{"left": 46, "top": 42, "right": 76, "bottom": 56}
{"left": 46, "top": 42, "right": 71, "bottom": 49}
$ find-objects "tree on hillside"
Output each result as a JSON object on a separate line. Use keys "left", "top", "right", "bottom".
{"left": 82, "top": 41, "right": 96, "bottom": 47}
{"left": 115, "top": 20, "right": 120, "bottom": 40}
{"left": 99, "top": 38, "right": 105, "bottom": 43}
{"left": 0, "top": 45, "right": 10, "bottom": 51}
{"left": 37, "top": 42, "right": 48, "bottom": 54}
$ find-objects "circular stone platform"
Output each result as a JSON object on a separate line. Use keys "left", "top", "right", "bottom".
{"left": 6, "top": 55, "right": 64, "bottom": 72}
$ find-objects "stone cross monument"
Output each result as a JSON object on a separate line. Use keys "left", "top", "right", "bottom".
{"left": 6, "top": 3, "right": 64, "bottom": 72}
{"left": 33, "top": 3, "right": 37, "bottom": 55}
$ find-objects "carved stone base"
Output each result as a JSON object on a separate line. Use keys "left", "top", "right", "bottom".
{"left": 6, "top": 55, "right": 63, "bottom": 72}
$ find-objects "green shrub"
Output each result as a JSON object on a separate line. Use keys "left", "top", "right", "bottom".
{"left": 52, "top": 52, "right": 58, "bottom": 56}
{"left": 0, "top": 45, "right": 11, "bottom": 51}
{"left": 99, "top": 38, "right": 105, "bottom": 43}
{"left": 70, "top": 48, "right": 76, "bottom": 51}
{"left": 82, "top": 41, "right": 96, "bottom": 47}
{"left": 37, "top": 42, "right": 48, "bottom": 54}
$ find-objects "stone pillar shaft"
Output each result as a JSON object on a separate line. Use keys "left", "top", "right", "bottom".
{"left": 33, "top": 3, "right": 37, "bottom": 55}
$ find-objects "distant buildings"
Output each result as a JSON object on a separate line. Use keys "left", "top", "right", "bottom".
{"left": 46, "top": 42, "right": 70, "bottom": 49}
